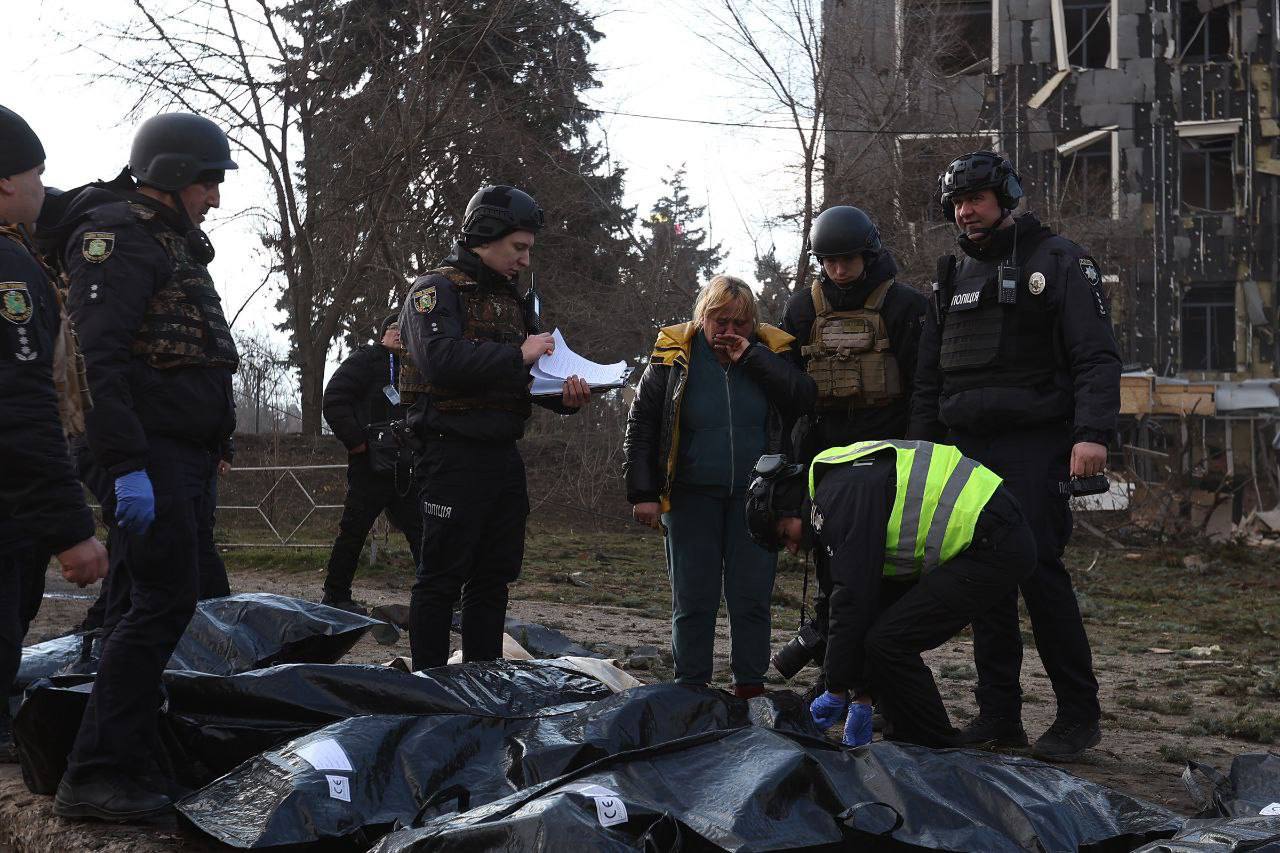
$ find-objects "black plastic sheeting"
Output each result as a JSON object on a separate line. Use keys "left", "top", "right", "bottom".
{"left": 1132, "top": 816, "right": 1280, "bottom": 852}
{"left": 15, "top": 660, "right": 613, "bottom": 796}
{"left": 1130, "top": 754, "right": 1280, "bottom": 851}
{"left": 13, "top": 593, "right": 382, "bottom": 697}
{"left": 503, "top": 616, "right": 601, "bottom": 659}
{"left": 176, "top": 684, "right": 819, "bottom": 849}
{"left": 370, "top": 727, "right": 1183, "bottom": 853}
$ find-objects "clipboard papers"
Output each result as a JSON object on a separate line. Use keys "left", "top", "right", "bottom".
{"left": 531, "top": 329, "right": 630, "bottom": 397}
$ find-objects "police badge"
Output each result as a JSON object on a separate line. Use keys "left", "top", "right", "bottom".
{"left": 1078, "top": 256, "right": 1100, "bottom": 286}
{"left": 413, "top": 286, "right": 437, "bottom": 314}
{"left": 82, "top": 232, "right": 115, "bottom": 263}
{"left": 0, "top": 282, "right": 33, "bottom": 325}
{"left": 1028, "top": 272, "right": 1046, "bottom": 295}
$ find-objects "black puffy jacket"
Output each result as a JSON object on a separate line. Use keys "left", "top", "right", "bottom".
{"left": 322, "top": 343, "right": 403, "bottom": 451}
{"left": 623, "top": 321, "right": 816, "bottom": 509}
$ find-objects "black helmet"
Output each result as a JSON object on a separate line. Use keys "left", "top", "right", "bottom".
{"left": 744, "top": 454, "right": 808, "bottom": 552}
{"left": 938, "top": 151, "right": 1023, "bottom": 221}
{"left": 808, "top": 205, "right": 881, "bottom": 260}
{"left": 129, "top": 113, "right": 237, "bottom": 191}
{"left": 461, "top": 185, "right": 544, "bottom": 246}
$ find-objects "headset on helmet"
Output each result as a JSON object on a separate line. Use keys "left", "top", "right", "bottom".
{"left": 461, "top": 185, "right": 544, "bottom": 246}
{"left": 745, "top": 454, "right": 807, "bottom": 552}
{"left": 129, "top": 113, "right": 237, "bottom": 192}
{"left": 808, "top": 205, "right": 882, "bottom": 260}
{"left": 937, "top": 151, "right": 1024, "bottom": 223}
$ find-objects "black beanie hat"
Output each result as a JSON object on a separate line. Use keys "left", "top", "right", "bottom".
{"left": 379, "top": 312, "right": 399, "bottom": 335}
{"left": 0, "top": 105, "right": 46, "bottom": 178}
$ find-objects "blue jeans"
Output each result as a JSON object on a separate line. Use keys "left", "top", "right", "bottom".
{"left": 662, "top": 487, "right": 777, "bottom": 686}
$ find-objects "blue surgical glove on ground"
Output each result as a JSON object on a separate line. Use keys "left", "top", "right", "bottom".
{"left": 810, "top": 690, "right": 849, "bottom": 730}
{"left": 114, "top": 470, "right": 156, "bottom": 535}
{"left": 843, "top": 701, "right": 874, "bottom": 746}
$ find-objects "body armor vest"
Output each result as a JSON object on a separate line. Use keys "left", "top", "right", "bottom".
{"left": 129, "top": 204, "right": 239, "bottom": 371}
{"left": 938, "top": 254, "right": 1058, "bottom": 392}
{"left": 403, "top": 265, "right": 531, "bottom": 416}
{"left": 803, "top": 279, "right": 902, "bottom": 411}
{"left": 0, "top": 226, "right": 92, "bottom": 437}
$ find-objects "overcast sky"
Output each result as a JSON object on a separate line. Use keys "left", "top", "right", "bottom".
{"left": 6, "top": 1, "right": 807, "bottom": 358}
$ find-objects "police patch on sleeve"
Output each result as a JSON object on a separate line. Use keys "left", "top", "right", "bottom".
{"left": 1078, "top": 256, "right": 1100, "bottom": 287}
{"left": 413, "top": 286, "right": 437, "bottom": 314}
{"left": 82, "top": 232, "right": 115, "bottom": 263}
{"left": 0, "top": 282, "right": 33, "bottom": 325}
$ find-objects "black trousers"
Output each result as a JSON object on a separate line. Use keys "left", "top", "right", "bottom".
{"left": 80, "top": 448, "right": 228, "bottom": 634}
{"left": 1, "top": 548, "right": 48, "bottom": 719}
{"left": 63, "top": 436, "right": 213, "bottom": 783}
{"left": 950, "top": 422, "right": 1101, "bottom": 724}
{"left": 323, "top": 453, "right": 423, "bottom": 601}
{"left": 409, "top": 440, "right": 527, "bottom": 671}
{"left": 863, "top": 488, "right": 1037, "bottom": 747}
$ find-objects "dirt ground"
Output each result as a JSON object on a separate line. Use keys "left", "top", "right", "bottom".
{"left": 3, "top": 525, "right": 1279, "bottom": 851}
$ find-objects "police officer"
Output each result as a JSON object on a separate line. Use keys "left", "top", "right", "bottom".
{"left": 0, "top": 105, "right": 109, "bottom": 762}
{"left": 52, "top": 113, "right": 239, "bottom": 820}
{"left": 908, "top": 151, "right": 1121, "bottom": 761}
{"left": 320, "top": 313, "right": 422, "bottom": 612}
{"left": 778, "top": 205, "right": 928, "bottom": 679}
{"left": 744, "top": 443, "right": 1036, "bottom": 748}
{"left": 399, "top": 185, "right": 590, "bottom": 671}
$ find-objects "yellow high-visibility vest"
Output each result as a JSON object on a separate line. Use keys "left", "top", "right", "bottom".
{"left": 809, "top": 440, "right": 1003, "bottom": 577}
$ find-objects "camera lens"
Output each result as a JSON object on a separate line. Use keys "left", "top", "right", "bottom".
{"left": 771, "top": 622, "right": 824, "bottom": 679}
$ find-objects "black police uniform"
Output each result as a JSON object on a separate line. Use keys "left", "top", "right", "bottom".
{"left": 781, "top": 250, "right": 928, "bottom": 453}
{"left": 399, "top": 243, "right": 576, "bottom": 670}
{"left": 57, "top": 186, "right": 237, "bottom": 785}
{"left": 0, "top": 226, "right": 97, "bottom": 749}
{"left": 908, "top": 212, "right": 1121, "bottom": 729}
{"left": 321, "top": 341, "right": 423, "bottom": 604}
{"left": 814, "top": 453, "right": 1035, "bottom": 747}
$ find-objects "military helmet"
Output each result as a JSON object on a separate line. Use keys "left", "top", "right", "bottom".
{"left": 461, "top": 185, "right": 544, "bottom": 245}
{"left": 744, "top": 454, "right": 808, "bottom": 552}
{"left": 129, "top": 113, "right": 238, "bottom": 191}
{"left": 809, "top": 205, "right": 881, "bottom": 260}
{"left": 938, "top": 151, "right": 1024, "bottom": 221}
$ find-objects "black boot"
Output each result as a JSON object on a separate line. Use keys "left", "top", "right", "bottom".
{"left": 1031, "top": 718, "right": 1101, "bottom": 762}
{"left": 956, "top": 713, "right": 1028, "bottom": 748}
{"left": 53, "top": 774, "right": 172, "bottom": 822}
{"left": 0, "top": 716, "right": 17, "bottom": 763}
{"left": 321, "top": 594, "right": 368, "bottom": 616}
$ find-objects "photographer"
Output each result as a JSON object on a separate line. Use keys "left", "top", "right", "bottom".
{"left": 320, "top": 314, "right": 422, "bottom": 613}
{"left": 745, "top": 442, "right": 1035, "bottom": 748}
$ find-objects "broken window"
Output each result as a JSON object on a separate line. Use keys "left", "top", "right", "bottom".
{"left": 1057, "top": 139, "right": 1112, "bottom": 217}
{"left": 922, "top": 0, "right": 992, "bottom": 75}
{"left": 1178, "top": 1, "right": 1233, "bottom": 62}
{"left": 1064, "top": 0, "right": 1111, "bottom": 68}
{"left": 1181, "top": 283, "right": 1236, "bottom": 372}
{"left": 1180, "top": 136, "right": 1235, "bottom": 212}
{"left": 895, "top": 133, "right": 999, "bottom": 223}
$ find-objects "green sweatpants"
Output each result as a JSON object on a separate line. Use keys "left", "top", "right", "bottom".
{"left": 662, "top": 487, "right": 778, "bottom": 686}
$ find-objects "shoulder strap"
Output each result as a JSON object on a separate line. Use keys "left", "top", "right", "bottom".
{"left": 864, "top": 279, "right": 894, "bottom": 311}
{"left": 809, "top": 280, "right": 830, "bottom": 317}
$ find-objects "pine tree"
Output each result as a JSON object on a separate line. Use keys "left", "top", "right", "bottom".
{"left": 755, "top": 247, "right": 795, "bottom": 326}
{"left": 636, "top": 167, "right": 724, "bottom": 331}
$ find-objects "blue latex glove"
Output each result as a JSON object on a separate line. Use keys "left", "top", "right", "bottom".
{"left": 114, "top": 470, "right": 156, "bottom": 535}
{"left": 810, "top": 690, "right": 849, "bottom": 731}
{"left": 843, "top": 702, "right": 874, "bottom": 746}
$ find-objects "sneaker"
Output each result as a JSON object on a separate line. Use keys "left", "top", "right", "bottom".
{"left": 53, "top": 775, "right": 172, "bottom": 822}
{"left": 1031, "top": 718, "right": 1101, "bottom": 762}
{"left": 321, "top": 595, "right": 368, "bottom": 616}
{"left": 732, "top": 684, "right": 765, "bottom": 699}
{"left": 956, "top": 713, "right": 1029, "bottom": 748}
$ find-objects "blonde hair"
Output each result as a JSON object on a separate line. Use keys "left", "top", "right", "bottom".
{"left": 692, "top": 274, "right": 758, "bottom": 329}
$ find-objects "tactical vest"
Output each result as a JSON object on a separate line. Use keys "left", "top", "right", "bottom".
{"left": 802, "top": 279, "right": 902, "bottom": 411}
{"left": 937, "top": 252, "right": 1058, "bottom": 392}
{"left": 404, "top": 265, "right": 532, "bottom": 416}
{"left": 810, "top": 440, "right": 1001, "bottom": 577}
{"left": 0, "top": 226, "right": 92, "bottom": 437}
{"left": 128, "top": 204, "right": 239, "bottom": 371}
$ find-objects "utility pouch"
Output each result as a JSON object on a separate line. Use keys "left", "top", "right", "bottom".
{"left": 366, "top": 421, "right": 402, "bottom": 474}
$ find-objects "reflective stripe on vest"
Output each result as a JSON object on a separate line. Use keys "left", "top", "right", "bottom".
{"left": 808, "top": 440, "right": 1002, "bottom": 576}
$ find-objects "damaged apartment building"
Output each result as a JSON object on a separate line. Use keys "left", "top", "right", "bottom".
{"left": 824, "top": 0, "right": 1280, "bottom": 512}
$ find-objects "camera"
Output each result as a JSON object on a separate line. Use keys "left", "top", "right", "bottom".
{"left": 771, "top": 620, "right": 826, "bottom": 679}
{"left": 1058, "top": 474, "right": 1109, "bottom": 498}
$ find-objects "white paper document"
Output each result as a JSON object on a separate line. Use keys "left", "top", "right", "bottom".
{"left": 532, "top": 328, "right": 629, "bottom": 397}
{"left": 293, "top": 737, "right": 354, "bottom": 772}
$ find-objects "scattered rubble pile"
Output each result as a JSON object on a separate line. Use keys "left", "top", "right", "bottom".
{"left": 10, "top": 594, "right": 1280, "bottom": 851}
{"left": 1237, "top": 508, "right": 1280, "bottom": 549}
